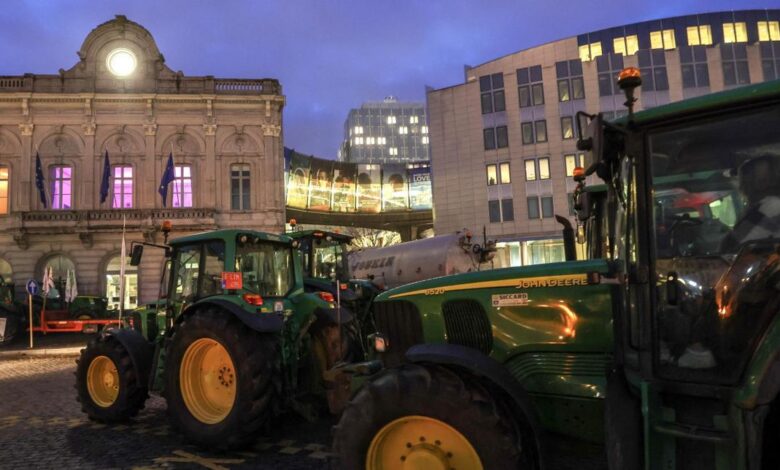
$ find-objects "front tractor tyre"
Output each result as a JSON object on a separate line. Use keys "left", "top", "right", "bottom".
{"left": 75, "top": 337, "right": 148, "bottom": 422}
{"left": 333, "top": 363, "right": 534, "bottom": 470}
{"left": 165, "top": 308, "right": 276, "bottom": 450}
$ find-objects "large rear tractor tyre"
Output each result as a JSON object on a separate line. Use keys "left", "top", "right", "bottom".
{"left": 333, "top": 363, "right": 532, "bottom": 469}
{"left": 165, "top": 308, "right": 277, "bottom": 450}
{"left": 75, "top": 336, "right": 148, "bottom": 422}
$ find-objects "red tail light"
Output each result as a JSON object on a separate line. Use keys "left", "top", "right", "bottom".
{"left": 340, "top": 283, "right": 348, "bottom": 290}
{"left": 317, "top": 291, "right": 335, "bottom": 302}
{"left": 242, "top": 294, "right": 264, "bottom": 306}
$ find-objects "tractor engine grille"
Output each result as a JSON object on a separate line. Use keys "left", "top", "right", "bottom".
{"left": 373, "top": 300, "right": 424, "bottom": 368}
{"left": 442, "top": 299, "right": 493, "bottom": 354}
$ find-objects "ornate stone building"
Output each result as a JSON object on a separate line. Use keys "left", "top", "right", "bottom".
{"left": 0, "top": 16, "right": 285, "bottom": 306}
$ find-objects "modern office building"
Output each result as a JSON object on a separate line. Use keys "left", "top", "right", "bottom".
{"left": 426, "top": 9, "right": 780, "bottom": 267}
{"left": 0, "top": 16, "right": 285, "bottom": 306}
{"left": 338, "top": 97, "right": 429, "bottom": 164}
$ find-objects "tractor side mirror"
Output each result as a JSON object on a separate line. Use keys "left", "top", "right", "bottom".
{"left": 575, "top": 191, "right": 592, "bottom": 222}
{"left": 130, "top": 244, "right": 144, "bottom": 266}
{"left": 576, "top": 112, "right": 604, "bottom": 170}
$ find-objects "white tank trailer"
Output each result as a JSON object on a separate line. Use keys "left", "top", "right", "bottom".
{"left": 347, "top": 230, "right": 496, "bottom": 290}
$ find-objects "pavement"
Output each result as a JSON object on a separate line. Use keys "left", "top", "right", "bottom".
{"left": 0, "top": 332, "right": 93, "bottom": 358}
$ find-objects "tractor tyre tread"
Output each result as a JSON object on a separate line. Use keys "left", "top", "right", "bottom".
{"left": 164, "top": 307, "right": 277, "bottom": 450}
{"left": 74, "top": 336, "right": 148, "bottom": 422}
{"left": 332, "top": 362, "right": 531, "bottom": 469}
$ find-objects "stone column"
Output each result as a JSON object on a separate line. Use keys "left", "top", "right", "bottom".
{"left": 18, "top": 122, "right": 33, "bottom": 211}
{"left": 143, "top": 122, "right": 157, "bottom": 208}
{"left": 81, "top": 119, "right": 96, "bottom": 209}
{"left": 203, "top": 122, "right": 217, "bottom": 208}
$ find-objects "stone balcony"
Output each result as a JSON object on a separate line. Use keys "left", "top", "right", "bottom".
{"left": 5, "top": 208, "right": 217, "bottom": 249}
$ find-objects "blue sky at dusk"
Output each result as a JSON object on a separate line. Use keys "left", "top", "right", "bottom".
{"left": 1, "top": 1, "right": 777, "bottom": 158}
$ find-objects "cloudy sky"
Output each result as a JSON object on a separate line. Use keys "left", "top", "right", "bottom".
{"left": 0, "top": 1, "right": 776, "bottom": 158}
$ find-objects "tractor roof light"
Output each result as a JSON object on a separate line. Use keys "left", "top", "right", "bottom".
{"left": 617, "top": 67, "right": 642, "bottom": 119}
{"left": 573, "top": 166, "right": 586, "bottom": 182}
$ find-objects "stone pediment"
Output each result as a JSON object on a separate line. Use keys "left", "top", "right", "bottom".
{"left": 38, "top": 127, "right": 84, "bottom": 156}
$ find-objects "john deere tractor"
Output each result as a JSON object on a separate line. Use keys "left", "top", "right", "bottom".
{"left": 334, "top": 74, "right": 780, "bottom": 469}
{"left": 75, "top": 229, "right": 354, "bottom": 449}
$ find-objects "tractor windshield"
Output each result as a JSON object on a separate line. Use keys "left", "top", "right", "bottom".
{"left": 312, "top": 240, "right": 348, "bottom": 280}
{"left": 648, "top": 104, "right": 780, "bottom": 383}
{"left": 235, "top": 240, "right": 294, "bottom": 297}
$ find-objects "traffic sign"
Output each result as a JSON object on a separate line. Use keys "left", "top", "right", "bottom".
{"left": 26, "top": 279, "right": 39, "bottom": 296}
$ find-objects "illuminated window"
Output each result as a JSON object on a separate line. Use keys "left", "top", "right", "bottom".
{"left": 486, "top": 164, "right": 497, "bottom": 185}
{"left": 561, "top": 116, "right": 575, "bottom": 140}
{"left": 480, "top": 73, "right": 505, "bottom": 114}
{"left": 421, "top": 126, "right": 428, "bottom": 134}
{"left": 172, "top": 165, "right": 193, "bottom": 208}
{"left": 499, "top": 162, "right": 511, "bottom": 184}
{"left": 366, "top": 137, "right": 376, "bottom": 145}
{"left": 355, "top": 137, "right": 364, "bottom": 145}
{"left": 0, "top": 166, "right": 7, "bottom": 214}
{"left": 50, "top": 166, "right": 72, "bottom": 209}
{"left": 421, "top": 136, "right": 429, "bottom": 144}
{"left": 613, "top": 35, "right": 639, "bottom": 56}
{"left": 231, "top": 164, "right": 250, "bottom": 210}
{"left": 399, "top": 126, "right": 408, "bottom": 135}
{"left": 650, "top": 29, "right": 676, "bottom": 50}
{"left": 758, "top": 21, "right": 780, "bottom": 41}
{"left": 723, "top": 22, "right": 747, "bottom": 43}
{"left": 112, "top": 165, "right": 133, "bottom": 209}
{"left": 538, "top": 157, "right": 550, "bottom": 179}
{"left": 386, "top": 116, "right": 396, "bottom": 125}
{"left": 353, "top": 126, "right": 364, "bottom": 135}
{"left": 377, "top": 137, "right": 386, "bottom": 145}
{"left": 564, "top": 153, "right": 585, "bottom": 177}
{"left": 524, "top": 159, "right": 536, "bottom": 181}
{"left": 579, "top": 42, "right": 602, "bottom": 61}
{"left": 686, "top": 25, "right": 712, "bottom": 46}
{"left": 389, "top": 147, "right": 398, "bottom": 156}
{"left": 409, "top": 116, "right": 419, "bottom": 124}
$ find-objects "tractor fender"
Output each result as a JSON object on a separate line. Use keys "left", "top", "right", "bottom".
{"left": 405, "top": 343, "right": 547, "bottom": 470}
{"left": 101, "top": 327, "right": 155, "bottom": 389}
{"left": 314, "top": 306, "right": 353, "bottom": 326}
{"left": 184, "top": 299, "right": 284, "bottom": 333}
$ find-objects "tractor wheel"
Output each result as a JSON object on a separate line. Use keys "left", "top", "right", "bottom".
{"left": 71, "top": 308, "right": 95, "bottom": 320}
{"left": 75, "top": 336, "right": 148, "bottom": 422}
{"left": 333, "top": 363, "right": 532, "bottom": 469}
{"left": 164, "top": 308, "right": 277, "bottom": 450}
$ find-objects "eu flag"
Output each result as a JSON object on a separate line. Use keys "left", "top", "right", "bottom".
{"left": 35, "top": 152, "right": 47, "bottom": 208}
{"left": 99, "top": 150, "right": 111, "bottom": 204}
{"left": 159, "top": 152, "right": 175, "bottom": 207}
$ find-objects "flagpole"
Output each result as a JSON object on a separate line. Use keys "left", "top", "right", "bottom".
{"left": 119, "top": 215, "right": 127, "bottom": 325}
{"left": 170, "top": 142, "right": 178, "bottom": 208}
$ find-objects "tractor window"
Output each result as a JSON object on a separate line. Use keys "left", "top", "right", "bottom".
{"left": 235, "top": 241, "right": 294, "bottom": 297}
{"left": 313, "top": 240, "right": 348, "bottom": 281}
{"left": 201, "top": 242, "right": 226, "bottom": 297}
{"left": 171, "top": 244, "right": 201, "bottom": 305}
{"left": 649, "top": 105, "right": 780, "bottom": 384}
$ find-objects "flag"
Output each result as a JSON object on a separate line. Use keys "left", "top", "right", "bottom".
{"left": 158, "top": 152, "right": 175, "bottom": 207}
{"left": 35, "top": 152, "right": 47, "bottom": 208}
{"left": 99, "top": 150, "right": 111, "bottom": 204}
{"left": 42, "top": 266, "right": 55, "bottom": 296}
{"left": 65, "top": 269, "right": 78, "bottom": 303}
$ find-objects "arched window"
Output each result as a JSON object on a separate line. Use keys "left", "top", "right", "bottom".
{"left": 0, "top": 258, "right": 12, "bottom": 283}
{"left": 41, "top": 254, "right": 76, "bottom": 297}
{"left": 105, "top": 255, "right": 138, "bottom": 310}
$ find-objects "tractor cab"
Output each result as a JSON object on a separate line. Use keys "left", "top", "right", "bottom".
{"left": 576, "top": 71, "right": 780, "bottom": 468}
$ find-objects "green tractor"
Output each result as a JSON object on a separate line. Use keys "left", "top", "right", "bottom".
{"left": 75, "top": 229, "right": 355, "bottom": 449}
{"left": 333, "top": 73, "right": 780, "bottom": 469}
{"left": 289, "top": 229, "right": 381, "bottom": 325}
